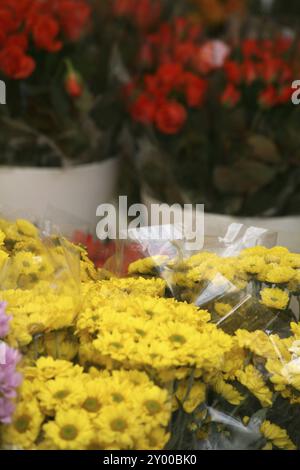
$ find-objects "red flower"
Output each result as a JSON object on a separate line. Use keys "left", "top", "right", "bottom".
{"left": 65, "top": 71, "right": 83, "bottom": 98}
{"left": 130, "top": 94, "right": 156, "bottom": 124}
{"left": 243, "top": 60, "right": 257, "bottom": 84}
{"left": 33, "top": 15, "right": 62, "bottom": 52}
{"left": 184, "top": 73, "right": 207, "bottom": 107}
{"left": 112, "top": 0, "right": 134, "bottom": 16}
{"left": 221, "top": 84, "right": 241, "bottom": 107}
{"left": 157, "top": 63, "right": 184, "bottom": 90}
{"left": 260, "top": 58, "right": 281, "bottom": 83}
{"left": 242, "top": 39, "right": 259, "bottom": 58}
{"left": 134, "top": 0, "right": 161, "bottom": 31}
{"left": 259, "top": 85, "right": 277, "bottom": 108}
{"left": 0, "top": 45, "right": 35, "bottom": 79}
{"left": 193, "top": 41, "right": 230, "bottom": 74}
{"left": 277, "top": 85, "right": 293, "bottom": 104}
{"left": 57, "top": 0, "right": 91, "bottom": 41}
{"left": 224, "top": 60, "right": 242, "bottom": 84}
{"left": 174, "top": 42, "right": 196, "bottom": 65}
{"left": 155, "top": 101, "right": 187, "bottom": 135}
{"left": 144, "top": 75, "right": 166, "bottom": 104}
{"left": 4, "top": 33, "right": 28, "bottom": 52}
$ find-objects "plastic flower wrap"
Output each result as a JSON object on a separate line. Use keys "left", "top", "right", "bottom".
{"left": 126, "top": 225, "right": 300, "bottom": 450}
{"left": 0, "top": 218, "right": 82, "bottom": 359}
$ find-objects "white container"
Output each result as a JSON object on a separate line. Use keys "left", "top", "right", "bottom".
{"left": 142, "top": 191, "right": 300, "bottom": 253}
{"left": 0, "top": 159, "right": 119, "bottom": 232}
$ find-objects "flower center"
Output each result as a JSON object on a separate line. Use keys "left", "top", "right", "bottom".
{"left": 110, "top": 342, "right": 123, "bottom": 349}
{"left": 15, "top": 415, "right": 30, "bottom": 434}
{"left": 54, "top": 390, "right": 70, "bottom": 400}
{"left": 169, "top": 334, "right": 186, "bottom": 344}
{"left": 83, "top": 397, "right": 101, "bottom": 413}
{"left": 110, "top": 418, "right": 127, "bottom": 432}
{"left": 112, "top": 393, "right": 124, "bottom": 403}
{"left": 145, "top": 400, "right": 162, "bottom": 415}
{"left": 60, "top": 425, "right": 78, "bottom": 441}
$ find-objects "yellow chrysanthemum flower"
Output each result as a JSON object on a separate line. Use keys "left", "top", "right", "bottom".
{"left": 43, "top": 409, "right": 93, "bottom": 450}
{"left": 236, "top": 365, "right": 273, "bottom": 407}
{"left": 2, "top": 400, "right": 43, "bottom": 450}
{"left": 175, "top": 380, "right": 206, "bottom": 413}
{"left": 260, "top": 288, "right": 289, "bottom": 310}
{"left": 260, "top": 421, "right": 296, "bottom": 451}
{"left": 128, "top": 256, "right": 169, "bottom": 275}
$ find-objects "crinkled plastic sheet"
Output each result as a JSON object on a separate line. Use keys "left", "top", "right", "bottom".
{"left": 118, "top": 222, "right": 300, "bottom": 450}
{"left": 0, "top": 215, "right": 81, "bottom": 358}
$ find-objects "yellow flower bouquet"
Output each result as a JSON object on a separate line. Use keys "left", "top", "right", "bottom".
{"left": 1, "top": 218, "right": 300, "bottom": 450}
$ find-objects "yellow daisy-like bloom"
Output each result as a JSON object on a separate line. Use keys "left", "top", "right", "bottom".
{"left": 38, "top": 377, "right": 85, "bottom": 414}
{"left": 236, "top": 329, "right": 279, "bottom": 360}
{"left": 236, "top": 365, "right": 273, "bottom": 407}
{"left": 141, "top": 387, "right": 171, "bottom": 426}
{"left": 43, "top": 409, "right": 93, "bottom": 450}
{"left": 264, "top": 265, "right": 295, "bottom": 284}
{"left": 2, "top": 400, "right": 44, "bottom": 450}
{"left": 260, "top": 288, "right": 289, "bottom": 310}
{"left": 95, "top": 405, "right": 140, "bottom": 449}
{"left": 175, "top": 380, "right": 206, "bottom": 413}
{"left": 211, "top": 378, "right": 244, "bottom": 406}
{"left": 141, "top": 427, "right": 170, "bottom": 450}
{"left": 288, "top": 270, "right": 300, "bottom": 294}
{"left": 128, "top": 255, "right": 169, "bottom": 275}
{"left": 282, "top": 253, "right": 300, "bottom": 269}
{"left": 239, "top": 256, "right": 265, "bottom": 274}
{"left": 24, "top": 357, "right": 83, "bottom": 382}
{"left": 0, "top": 249, "right": 9, "bottom": 270}
{"left": 239, "top": 246, "right": 268, "bottom": 258}
{"left": 260, "top": 421, "right": 296, "bottom": 451}
{"left": 0, "top": 229, "right": 5, "bottom": 246}
{"left": 15, "top": 219, "right": 39, "bottom": 238}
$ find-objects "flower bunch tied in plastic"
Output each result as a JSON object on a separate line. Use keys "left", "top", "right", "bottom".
{"left": 127, "top": 243, "right": 300, "bottom": 450}
{"left": 0, "top": 301, "right": 22, "bottom": 432}
{"left": 0, "top": 0, "right": 113, "bottom": 168}
{"left": 0, "top": 217, "right": 86, "bottom": 361}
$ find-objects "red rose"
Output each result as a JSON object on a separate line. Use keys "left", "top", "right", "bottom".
{"left": 144, "top": 74, "right": 166, "bottom": 102}
{"left": 277, "top": 85, "right": 292, "bottom": 104}
{"left": 259, "top": 85, "right": 277, "bottom": 108}
{"left": 184, "top": 73, "right": 207, "bottom": 107}
{"left": 0, "top": 45, "right": 35, "bottom": 79}
{"left": 130, "top": 94, "right": 156, "bottom": 124}
{"left": 174, "top": 42, "right": 196, "bottom": 65}
{"left": 155, "top": 101, "right": 187, "bottom": 135}
{"left": 113, "top": 0, "right": 135, "bottom": 16}
{"left": 243, "top": 60, "right": 257, "bottom": 84}
{"left": 134, "top": 0, "right": 161, "bottom": 31}
{"left": 157, "top": 63, "right": 184, "bottom": 91}
{"left": 221, "top": 84, "right": 241, "bottom": 107}
{"left": 33, "top": 15, "right": 62, "bottom": 52}
{"left": 242, "top": 39, "right": 259, "bottom": 58}
{"left": 58, "top": 1, "right": 91, "bottom": 41}
{"left": 224, "top": 60, "right": 242, "bottom": 84}
{"left": 260, "top": 58, "right": 281, "bottom": 83}
{"left": 4, "top": 33, "right": 28, "bottom": 52}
